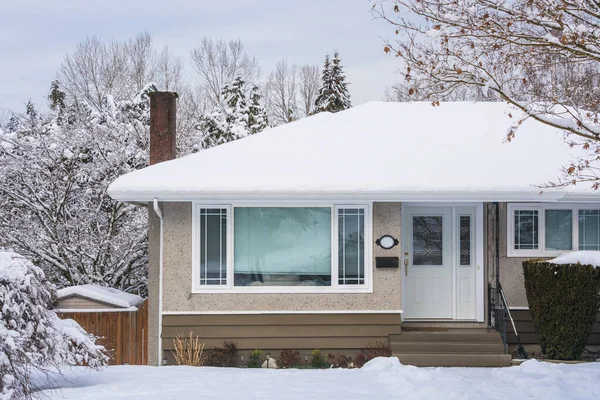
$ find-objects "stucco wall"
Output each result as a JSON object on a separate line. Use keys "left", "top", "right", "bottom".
{"left": 159, "top": 202, "right": 402, "bottom": 312}
{"left": 498, "top": 203, "right": 531, "bottom": 308}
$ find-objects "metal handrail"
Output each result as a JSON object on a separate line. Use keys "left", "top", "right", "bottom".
{"left": 498, "top": 283, "right": 529, "bottom": 359}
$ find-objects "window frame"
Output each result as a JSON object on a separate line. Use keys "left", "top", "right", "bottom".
{"left": 506, "top": 203, "right": 599, "bottom": 257}
{"left": 191, "top": 201, "right": 372, "bottom": 293}
{"left": 191, "top": 205, "right": 232, "bottom": 291}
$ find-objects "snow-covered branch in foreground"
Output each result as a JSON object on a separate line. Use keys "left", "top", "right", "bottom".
{"left": 374, "top": 0, "right": 600, "bottom": 188}
{"left": 0, "top": 252, "right": 108, "bottom": 400}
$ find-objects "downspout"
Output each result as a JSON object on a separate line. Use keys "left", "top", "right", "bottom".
{"left": 153, "top": 198, "right": 164, "bottom": 366}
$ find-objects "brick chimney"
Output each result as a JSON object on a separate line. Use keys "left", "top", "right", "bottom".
{"left": 147, "top": 91, "right": 177, "bottom": 366}
{"left": 149, "top": 92, "right": 178, "bottom": 165}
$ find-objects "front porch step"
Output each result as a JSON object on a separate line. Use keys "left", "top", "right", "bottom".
{"left": 389, "top": 328, "right": 511, "bottom": 367}
{"left": 390, "top": 329, "right": 503, "bottom": 344}
{"left": 391, "top": 341, "right": 505, "bottom": 354}
{"left": 393, "top": 353, "right": 512, "bottom": 367}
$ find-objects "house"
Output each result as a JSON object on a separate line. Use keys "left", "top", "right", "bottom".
{"left": 108, "top": 93, "right": 600, "bottom": 367}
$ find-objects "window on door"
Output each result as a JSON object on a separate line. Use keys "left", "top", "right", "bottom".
{"left": 412, "top": 216, "right": 443, "bottom": 265}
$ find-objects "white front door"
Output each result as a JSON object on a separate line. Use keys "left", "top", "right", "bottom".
{"left": 403, "top": 207, "right": 453, "bottom": 319}
{"left": 402, "top": 206, "right": 477, "bottom": 320}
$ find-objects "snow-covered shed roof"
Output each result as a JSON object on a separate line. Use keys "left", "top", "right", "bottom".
{"left": 57, "top": 284, "right": 144, "bottom": 309}
{"left": 108, "top": 102, "right": 600, "bottom": 202}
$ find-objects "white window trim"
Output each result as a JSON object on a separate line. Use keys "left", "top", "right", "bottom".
{"left": 191, "top": 201, "right": 373, "bottom": 294}
{"left": 507, "top": 203, "right": 599, "bottom": 258}
{"left": 191, "top": 205, "right": 232, "bottom": 291}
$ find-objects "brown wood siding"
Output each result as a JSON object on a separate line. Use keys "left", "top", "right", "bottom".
{"left": 507, "top": 309, "right": 600, "bottom": 345}
{"left": 161, "top": 313, "right": 401, "bottom": 361}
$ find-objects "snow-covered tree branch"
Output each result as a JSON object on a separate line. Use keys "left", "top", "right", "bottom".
{"left": 0, "top": 84, "right": 159, "bottom": 294}
{"left": 0, "top": 252, "right": 108, "bottom": 400}
{"left": 373, "top": 0, "right": 600, "bottom": 188}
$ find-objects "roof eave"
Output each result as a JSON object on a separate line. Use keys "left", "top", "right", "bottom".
{"left": 108, "top": 190, "right": 598, "bottom": 204}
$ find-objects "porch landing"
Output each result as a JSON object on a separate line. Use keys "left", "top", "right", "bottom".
{"left": 390, "top": 326, "right": 512, "bottom": 367}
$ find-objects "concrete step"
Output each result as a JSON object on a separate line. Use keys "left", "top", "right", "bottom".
{"left": 390, "top": 330, "right": 503, "bottom": 344}
{"left": 394, "top": 353, "right": 513, "bottom": 367}
{"left": 391, "top": 341, "right": 505, "bottom": 354}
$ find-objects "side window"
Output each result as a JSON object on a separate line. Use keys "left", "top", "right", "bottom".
{"left": 579, "top": 210, "right": 600, "bottom": 250}
{"left": 544, "top": 210, "right": 572, "bottom": 251}
{"left": 514, "top": 209, "right": 539, "bottom": 250}
{"left": 198, "top": 207, "right": 228, "bottom": 286}
{"left": 337, "top": 207, "right": 366, "bottom": 285}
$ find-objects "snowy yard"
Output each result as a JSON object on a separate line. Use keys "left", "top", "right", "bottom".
{"left": 38, "top": 358, "right": 600, "bottom": 400}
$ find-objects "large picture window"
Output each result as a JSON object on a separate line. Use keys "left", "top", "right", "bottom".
{"left": 508, "top": 204, "right": 600, "bottom": 257}
{"left": 234, "top": 207, "right": 332, "bottom": 287}
{"left": 192, "top": 203, "right": 371, "bottom": 292}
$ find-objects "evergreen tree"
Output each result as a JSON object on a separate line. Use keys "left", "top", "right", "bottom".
{"left": 48, "top": 79, "right": 66, "bottom": 111}
{"left": 313, "top": 52, "right": 351, "bottom": 114}
{"left": 312, "top": 54, "right": 332, "bottom": 114}
{"left": 247, "top": 84, "right": 269, "bottom": 134}
{"left": 200, "top": 76, "right": 268, "bottom": 148}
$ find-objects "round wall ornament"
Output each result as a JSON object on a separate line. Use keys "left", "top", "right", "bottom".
{"left": 376, "top": 235, "right": 399, "bottom": 250}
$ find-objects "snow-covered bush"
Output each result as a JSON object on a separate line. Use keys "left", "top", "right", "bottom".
{"left": 0, "top": 252, "right": 108, "bottom": 400}
{"left": 523, "top": 257, "right": 600, "bottom": 360}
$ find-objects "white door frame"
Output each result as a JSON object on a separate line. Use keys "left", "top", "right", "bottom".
{"left": 401, "top": 202, "right": 484, "bottom": 322}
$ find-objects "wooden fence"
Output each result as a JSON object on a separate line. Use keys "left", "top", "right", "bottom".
{"left": 58, "top": 299, "right": 148, "bottom": 365}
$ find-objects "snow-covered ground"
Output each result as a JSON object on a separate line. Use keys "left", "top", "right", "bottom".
{"left": 37, "top": 358, "right": 600, "bottom": 400}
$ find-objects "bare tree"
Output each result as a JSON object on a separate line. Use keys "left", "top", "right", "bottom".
{"left": 373, "top": 0, "right": 600, "bottom": 189}
{"left": 156, "top": 45, "right": 184, "bottom": 91}
{"left": 58, "top": 32, "right": 160, "bottom": 110}
{"left": 265, "top": 60, "right": 299, "bottom": 125}
{"left": 298, "top": 64, "right": 320, "bottom": 117}
{"left": 190, "top": 38, "right": 260, "bottom": 106}
{"left": 58, "top": 36, "right": 131, "bottom": 109}
{"left": 127, "top": 31, "right": 156, "bottom": 93}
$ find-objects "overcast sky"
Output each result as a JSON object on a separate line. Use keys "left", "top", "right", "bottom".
{"left": 0, "top": 0, "right": 399, "bottom": 114}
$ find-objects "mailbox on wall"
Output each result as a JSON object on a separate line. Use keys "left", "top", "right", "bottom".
{"left": 375, "top": 257, "right": 399, "bottom": 268}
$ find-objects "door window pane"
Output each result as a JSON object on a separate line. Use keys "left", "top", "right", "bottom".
{"left": 579, "top": 210, "right": 600, "bottom": 250}
{"left": 459, "top": 216, "right": 471, "bottom": 266}
{"left": 413, "top": 216, "right": 443, "bottom": 265}
{"left": 234, "top": 207, "right": 332, "bottom": 286}
{"left": 514, "top": 210, "right": 538, "bottom": 250}
{"left": 199, "top": 208, "right": 227, "bottom": 286}
{"left": 338, "top": 208, "right": 365, "bottom": 285}
{"left": 545, "top": 210, "right": 572, "bottom": 250}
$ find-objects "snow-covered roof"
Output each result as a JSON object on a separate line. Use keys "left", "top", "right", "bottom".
{"left": 57, "top": 284, "right": 144, "bottom": 309}
{"left": 108, "top": 102, "right": 600, "bottom": 202}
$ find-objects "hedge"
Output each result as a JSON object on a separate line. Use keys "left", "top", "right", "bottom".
{"left": 523, "top": 259, "right": 600, "bottom": 360}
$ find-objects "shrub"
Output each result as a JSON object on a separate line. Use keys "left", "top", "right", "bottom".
{"left": 310, "top": 349, "right": 329, "bottom": 369}
{"left": 247, "top": 349, "right": 263, "bottom": 368}
{"left": 523, "top": 259, "right": 600, "bottom": 360}
{"left": 279, "top": 350, "right": 301, "bottom": 368}
{"left": 354, "top": 341, "right": 392, "bottom": 367}
{"left": 328, "top": 353, "right": 353, "bottom": 368}
{"left": 204, "top": 341, "right": 238, "bottom": 367}
{"left": 172, "top": 332, "right": 205, "bottom": 366}
{"left": 0, "top": 252, "right": 108, "bottom": 399}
